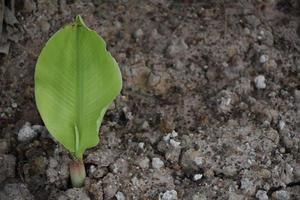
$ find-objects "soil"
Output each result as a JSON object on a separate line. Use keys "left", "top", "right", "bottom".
{"left": 0, "top": 0, "right": 300, "bottom": 200}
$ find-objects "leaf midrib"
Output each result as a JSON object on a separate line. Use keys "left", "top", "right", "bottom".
{"left": 75, "top": 23, "right": 83, "bottom": 156}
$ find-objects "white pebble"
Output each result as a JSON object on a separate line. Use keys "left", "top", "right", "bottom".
{"left": 18, "top": 122, "right": 37, "bottom": 142}
{"left": 89, "top": 165, "right": 96, "bottom": 174}
{"left": 193, "top": 156, "right": 204, "bottom": 166}
{"left": 152, "top": 157, "right": 164, "bottom": 169}
{"left": 169, "top": 139, "right": 180, "bottom": 148}
{"left": 11, "top": 102, "right": 18, "bottom": 108}
{"left": 163, "top": 133, "right": 171, "bottom": 142}
{"left": 193, "top": 174, "right": 203, "bottom": 181}
{"left": 278, "top": 120, "right": 285, "bottom": 130}
{"left": 259, "top": 54, "right": 269, "bottom": 63}
{"left": 138, "top": 142, "right": 145, "bottom": 149}
{"left": 255, "top": 75, "right": 266, "bottom": 89}
{"left": 115, "top": 191, "right": 126, "bottom": 200}
{"left": 256, "top": 190, "right": 268, "bottom": 200}
{"left": 159, "top": 190, "right": 178, "bottom": 200}
{"left": 170, "top": 130, "right": 178, "bottom": 138}
{"left": 142, "top": 121, "right": 149, "bottom": 129}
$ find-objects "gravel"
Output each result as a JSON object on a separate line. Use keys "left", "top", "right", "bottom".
{"left": 152, "top": 157, "right": 164, "bottom": 169}
{"left": 256, "top": 190, "right": 269, "bottom": 200}
{"left": 259, "top": 54, "right": 269, "bottom": 63}
{"left": 254, "top": 75, "right": 266, "bottom": 89}
{"left": 193, "top": 174, "right": 203, "bottom": 181}
{"left": 159, "top": 190, "right": 178, "bottom": 200}
{"left": 138, "top": 157, "right": 150, "bottom": 169}
{"left": 1, "top": 1, "right": 299, "bottom": 200}
{"left": 17, "top": 122, "right": 38, "bottom": 142}
{"left": 115, "top": 191, "right": 126, "bottom": 200}
{"left": 272, "top": 190, "right": 290, "bottom": 200}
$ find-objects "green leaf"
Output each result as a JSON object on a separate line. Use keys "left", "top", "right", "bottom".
{"left": 35, "top": 16, "right": 122, "bottom": 159}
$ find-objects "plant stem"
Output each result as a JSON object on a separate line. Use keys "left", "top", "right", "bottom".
{"left": 69, "top": 159, "right": 86, "bottom": 187}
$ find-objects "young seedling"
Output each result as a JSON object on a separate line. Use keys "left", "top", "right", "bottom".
{"left": 35, "top": 16, "right": 122, "bottom": 187}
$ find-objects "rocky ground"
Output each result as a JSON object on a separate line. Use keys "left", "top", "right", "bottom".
{"left": 0, "top": 0, "right": 300, "bottom": 199}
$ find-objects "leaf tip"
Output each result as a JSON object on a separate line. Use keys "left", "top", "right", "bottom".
{"left": 75, "top": 15, "right": 86, "bottom": 27}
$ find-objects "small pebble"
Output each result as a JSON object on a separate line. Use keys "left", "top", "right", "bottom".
{"left": 244, "top": 27, "right": 251, "bottom": 35}
{"left": 18, "top": 122, "right": 37, "bottom": 142}
{"left": 278, "top": 120, "right": 285, "bottom": 130}
{"left": 159, "top": 190, "right": 178, "bottom": 200}
{"left": 256, "top": 190, "right": 268, "bottom": 200}
{"left": 133, "top": 28, "right": 144, "bottom": 39}
{"left": 260, "top": 55, "right": 269, "bottom": 63}
{"left": 11, "top": 103, "right": 17, "bottom": 108}
{"left": 138, "top": 142, "right": 145, "bottom": 149}
{"left": 139, "top": 157, "right": 150, "bottom": 169}
{"left": 272, "top": 190, "right": 290, "bottom": 200}
{"left": 152, "top": 157, "right": 164, "bottom": 169}
{"left": 255, "top": 75, "right": 266, "bottom": 89}
{"left": 115, "top": 191, "right": 126, "bottom": 200}
{"left": 193, "top": 156, "right": 204, "bottom": 166}
{"left": 171, "top": 130, "right": 178, "bottom": 138}
{"left": 169, "top": 139, "right": 180, "bottom": 148}
{"left": 193, "top": 174, "right": 203, "bottom": 181}
{"left": 163, "top": 133, "right": 171, "bottom": 142}
{"left": 142, "top": 121, "right": 149, "bottom": 129}
{"left": 89, "top": 165, "right": 96, "bottom": 175}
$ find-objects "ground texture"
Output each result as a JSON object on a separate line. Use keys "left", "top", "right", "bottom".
{"left": 0, "top": 0, "right": 300, "bottom": 199}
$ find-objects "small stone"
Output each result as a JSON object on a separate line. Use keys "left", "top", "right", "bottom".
{"left": 278, "top": 120, "right": 285, "bottom": 130}
{"left": 138, "top": 157, "right": 150, "bottom": 169}
{"left": 254, "top": 75, "right": 266, "bottom": 89}
{"left": 171, "top": 130, "right": 178, "bottom": 138}
{"left": 256, "top": 190, "right": 268, "bottom": 200}
{"left": 115, "top": 191, "right": 126, "bottom": 200}
{"left": 159, "top": 190, "right": 178, "bottom": 200}
{"left": 91, "top": 167, "right": 108, "bottom": 179}
{"left": 148, "top": 72, "right": 161, "bottom": 87}
{"left": 152, "top": 157, "right": 164, "bottom": 169}
{"left": 18, "top": 122, "right": 37, "bottom": 142}
{"left": 194, "top": 156, "right": 204, "bottom": 166}
{"left": 169, "top": 139, "right": 180, "bottom": 148}
{"left": 165, "top": 147, "right": 181, "bottom": 163}
{"left": 193, "top": 174, "right": 203, "bottom": 181}
{"left": 133, "top": 28, "right": 144, "bottom": 39}
{"left": 181, "top": 149, "right": 203, "bottom": 171}
{"left": 11, "top": 102, "right": 17, "bottom": 108}
{"left": 163, "top": 133, "right": 171, "bottom": 142}
{"left": 272, "top": 190, "right": 290, "bottom": 200}
{"left": 222, "top": 165, "right": 238, "bottom": 176}
{"left": 142, "top": 121, "right": 149, "bottom": 130}
{"left": 244, "top": 27, "right": 251, "bottom": 35}
{"left": 138, "top": 142, "right": 145, "bottom": 149}
{"left": 110, "top": 158, "right": 128, "bottom": 175}
{"left": 167, "top": 39, "right": 188, "bottom": 57}
{"left": 260, "top": 55, "right": 269, "bottom": 63}
{"left": 89, "top": 165, "right": 96, "bottom": 175}
{"left": 240, "top": 178, "right": 256, "bottom": 195}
